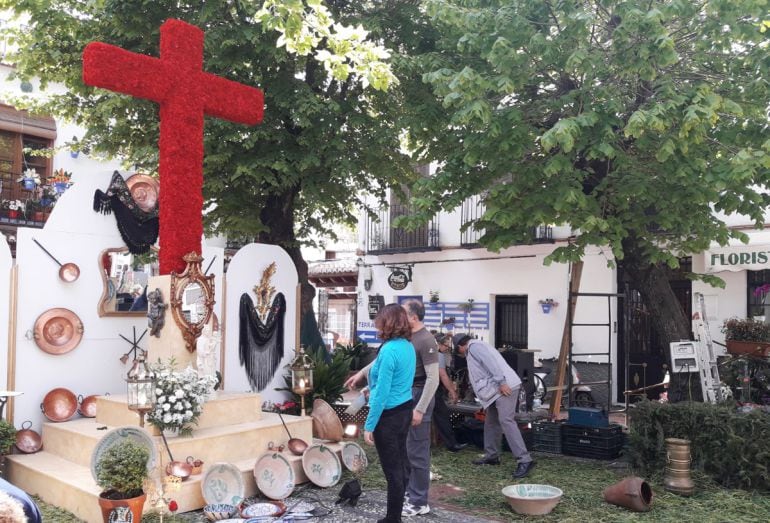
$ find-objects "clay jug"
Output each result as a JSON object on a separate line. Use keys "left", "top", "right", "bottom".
{"left": 602, "top": 476, "right": 653, "bottom": 512}
{"left": 664, "top": 438, "right": 694, "bottom": 496}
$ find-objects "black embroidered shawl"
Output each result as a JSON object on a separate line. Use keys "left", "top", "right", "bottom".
{"left": 93, "top": 171, "right": 159, "bottom": 254}
{"left": 239, "top": 292, "right": 286, "bottom": 391}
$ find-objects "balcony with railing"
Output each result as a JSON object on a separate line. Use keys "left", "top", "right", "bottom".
{"left": 0, "top": 167, "right": 56, "bottom": 229}
{"left": 460, "top": 194, "right": 553, "bottom": 247}
{"left": 365, "top": 204, "right": 440, "bottom": 254}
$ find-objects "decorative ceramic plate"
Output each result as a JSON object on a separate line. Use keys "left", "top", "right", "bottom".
{"left": 302, "top": 444, "right": 342, "bottom": 488}
{"left": 90, "top": 426, "right": 158, "bottom": 481}
{"left": 286, "top": 501, "right": 315, "bottom": 514}
{"left": 244, "top": 518, "right": 277, "bottom": 523}
{"left": 201, "top": 462, "right": 244, "bottom": 505}
{"left": 126, "top": 174, "right": 160, "bottom": 213}
{"left": 240, "top": 501, "right": 286, "bottom": 518}
{"left": 33, "top": 308, "right": 84, "bottom": 355}
{"left": 341, "top": 442, "right": 368, "bottom": 473}
{"left": 311, "top": 399, "right": 344, "bottom": 442}
{"left": 254, "top": 452, "right": 295, "bottom": 500}
{"left": 41, "top": 387, "right": 78, "bottom": 422}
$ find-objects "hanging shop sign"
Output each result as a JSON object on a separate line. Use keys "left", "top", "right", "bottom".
{"left": 368, "top": 295, "right": 385, "bottom": 320}
{"left": 387, "top": 266, "right": 412, "bottom": 291}
{"left": 705, "top": 244, "right": 770, "bottom": 273}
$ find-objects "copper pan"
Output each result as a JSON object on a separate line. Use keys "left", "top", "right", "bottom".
{"left": 31, "top": 238, "right": 80, "bottom": 282}
{"left": 166, "top": 460, "right": 192, "bottom": 481}
{"left": 41, "top": 387, "right": 78, "bottom": 422}
{"left": 15, "top": 421, "right": 42, "bottom": 454}
{"left": 78, "top": 393, "right": 108, "bottom": 418}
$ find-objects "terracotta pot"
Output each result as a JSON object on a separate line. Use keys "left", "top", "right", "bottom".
{"left": 98, "top": 491, "right": 146, "bottom": 523}
{"left": 726, "top": 340, "right": 770, "bottom": 359}
{"left": 603, "top": 476, "right": 653, "bottom": 512}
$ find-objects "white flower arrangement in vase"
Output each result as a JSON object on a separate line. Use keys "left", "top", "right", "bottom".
{"left": 147, "top": 359, "right": 217, "bottom": 437}
{"left": 17, "top": 168, "right": 41, "bottom": 185}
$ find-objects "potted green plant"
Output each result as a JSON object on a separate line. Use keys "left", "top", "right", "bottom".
{"left": 721, "top": 317, "right": 770, "bottom": 358}
{"left": 24, "top": 199, "right": 44, "bottom": 222}
{"left": 95, "top": 439, "right": 149, "bottom": 523}
{"left": 0, "top": 419, "right": 16, "bottom": 477}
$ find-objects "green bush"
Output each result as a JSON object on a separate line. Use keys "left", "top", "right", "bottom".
{"left": 0, "top": 420, "right": 16, "bottom": 455}
{"left": 628, "top": 400, "right": 770, "bottom": 491}
{"left": 280, "top": 349, "right": 354, "bottom": 409}
{"left": 95, "top": 440, "right": 149, "bottom": 498}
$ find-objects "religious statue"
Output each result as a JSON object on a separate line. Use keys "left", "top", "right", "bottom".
{"left": 147, "top": 288, "right": 167, "bottom": 337}
{"left": 196, "top": 322, "right": 221, "bottom": 384}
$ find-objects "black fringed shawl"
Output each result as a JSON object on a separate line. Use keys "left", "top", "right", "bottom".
{"left": 93, "top": 171, "right": 159, "bottom": 254}
{"left": 239, "top": 292, "right": 286, "bottom": 391}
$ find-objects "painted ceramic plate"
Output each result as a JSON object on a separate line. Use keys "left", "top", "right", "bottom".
{"left": 33, "top": 308, "right": 84, "bottom": 355}
{"left": 286, "top": 501, "right": 315, "bottom": 514}
{"left": 244, "top": 518, "right": 277, "bottom": 523}
{"left": 240, "top": 501, "right": 285, "bottom": 518}
{"left": 302, "top": 444, "right": 342, "bottom": 488}
{"left": 201, "top": 462, "right": 244, "bottom": 505}
{"left": 126, "top": 174, "right": 159, "bottom": 213}
{"left": 90, "top": 426, "right": 158, "bottom": 481}
{"left": 254, "top": 452, "right": 295, "bottom": 500}
{"left": 341, "top": 442, "right": 368, "bottom": 473}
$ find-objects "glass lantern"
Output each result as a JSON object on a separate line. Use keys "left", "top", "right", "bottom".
{"left": 290, "top": 346, "right": 315, "bottom": 415}
{"left": 126, "top": 355, "right": 155, "bottom": 427}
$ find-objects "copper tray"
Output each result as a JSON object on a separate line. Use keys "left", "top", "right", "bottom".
{"left": 15, "top": 421, "right": 42, "bottom": 454}
{"left": 33, "top": 308, "right": 84, "bottom": 355}
{"left": 41, "top": 387, "right": 78, "bottom": 422}
{"left": 126, "top": 174, "right": 159, "bottom": 213}
{"left": 311, "top": 399, "right": 344, "bottom": 442}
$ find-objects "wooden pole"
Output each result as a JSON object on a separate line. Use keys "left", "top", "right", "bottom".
{"left": 549, "top": 260, "right": 583, "bottom": 419}
{"left": 5, "top": 265, "right": 18, "bottom": 422}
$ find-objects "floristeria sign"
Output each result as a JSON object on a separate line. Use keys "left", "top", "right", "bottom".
{"left": 705, "top": 245, "right": 770, "bottom": 272}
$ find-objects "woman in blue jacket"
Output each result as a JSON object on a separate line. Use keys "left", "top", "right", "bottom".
{"left": 364, "top": 303, "right": 416, "bottom": 523}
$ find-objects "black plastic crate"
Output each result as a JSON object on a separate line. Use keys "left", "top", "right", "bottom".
{"left": 562, "top": 423, "right": 625, "bottom": 459}
{"left": 532, "top": 420, "right": 563, "bottom": 454}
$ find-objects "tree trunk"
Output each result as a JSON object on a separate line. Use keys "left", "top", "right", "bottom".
{"left": 256, "top": 188, "right": 325, "bottom": 351}
{"left": 621, "top": 237, "right": 691, "bottom": 350}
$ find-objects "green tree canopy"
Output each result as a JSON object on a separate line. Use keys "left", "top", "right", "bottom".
{"left": 0, "top": 0, "right": 442, "bottom": 337}
{"left": 409, "top": 0, "right": 770, "bottom": 342}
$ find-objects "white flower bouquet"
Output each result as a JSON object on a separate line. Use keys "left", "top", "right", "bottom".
{"left": 147, "top": 360, "right": 217, "bottom": 437}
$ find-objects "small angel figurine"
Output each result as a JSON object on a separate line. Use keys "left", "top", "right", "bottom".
{"left": 147, "top": 288, "right": 167, "bottom": 337}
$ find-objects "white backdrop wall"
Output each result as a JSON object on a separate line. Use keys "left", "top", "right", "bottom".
{"left": 223, "top": 243, "right": 297, "bottom": 404}
{"left": 10, "top": 169, "right": 225, "bottom": 431}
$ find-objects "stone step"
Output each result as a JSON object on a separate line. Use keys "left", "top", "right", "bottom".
{"left": 6, "top": 441, "right": 344, "bottom": 522}
{"left": 41, "top": 413, "right": 312, "bottom": 469}
{"left": 95, "top": 391, "right": 262, "bottom": 431}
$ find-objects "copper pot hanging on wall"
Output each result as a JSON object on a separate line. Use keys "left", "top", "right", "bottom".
{"left": 663, "top": 438, "right": 695, "bottom": 496}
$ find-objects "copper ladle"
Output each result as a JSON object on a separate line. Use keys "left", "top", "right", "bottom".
{"left": 32, "top": 238, "right": 80, "bottom": 282}
{"left": 277, "top": 411, "right": 308, "bottom": 456}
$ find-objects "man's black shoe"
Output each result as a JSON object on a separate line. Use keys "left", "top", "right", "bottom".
{"left": 447, "top": 443, "right": 468, "bottom": 453}
{"left": 513, "top": 461, "right": 537, "bottom": 479}
{"left": 472, "top": 456, "right": 500, "bottom": 465}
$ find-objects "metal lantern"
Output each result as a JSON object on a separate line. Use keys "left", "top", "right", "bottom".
{"left": 126, "top": 355, "right": 155, "bottom": 427}
{"left": 290, "top": 346, "right": 315, "bottom": 416}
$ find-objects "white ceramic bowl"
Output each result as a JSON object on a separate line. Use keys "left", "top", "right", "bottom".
{"left": 502, "top": 484, "right": 563, "bottom": 515}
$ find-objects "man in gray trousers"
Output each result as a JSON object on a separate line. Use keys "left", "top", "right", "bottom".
{"left": 453, "top": 334, "right": 536, "bottom": 479}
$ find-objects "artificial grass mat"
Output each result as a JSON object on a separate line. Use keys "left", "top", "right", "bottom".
{"left": 34, "top": 445, "right": 770, "bottom": 522}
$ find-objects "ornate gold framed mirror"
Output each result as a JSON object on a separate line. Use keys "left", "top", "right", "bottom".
{"left": 97, "top": 247, "right": 160, "bottom": 317}
{"left": 170, "top": 252, "right": 216, "bottom": 352}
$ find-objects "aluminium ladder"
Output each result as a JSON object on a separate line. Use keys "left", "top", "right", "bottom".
{"left": 691, "top": 292, "right": 722, "bottom": 403}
